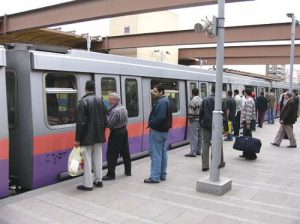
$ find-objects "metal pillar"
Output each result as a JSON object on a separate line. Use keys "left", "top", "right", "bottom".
{"left": 287, "top": 13, "right": 296, "bottom": 93}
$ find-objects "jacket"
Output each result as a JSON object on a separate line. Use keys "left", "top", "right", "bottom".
{"left": 280, "top": 98, "right": 297, "bottom": 125}
{"left": 199, "top": 94, "right": 215, "bottom": 131}
{"left": 148, "top": 96, "right": 172, "bottom": 132}
{"left": 75, "top": 92, "right": 107, "bottom": 146}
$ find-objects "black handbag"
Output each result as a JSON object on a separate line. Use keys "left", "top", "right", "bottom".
{"left": 233, "top": 136, "right": 262, "bottom": 153}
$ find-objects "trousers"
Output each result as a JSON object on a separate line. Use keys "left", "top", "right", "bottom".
{"left": 106, "top": 127, "right": 131, "bottom": 177}
{"left": 82, "top": 143, "right": 103, "bottom": 188}
{"left": 188, "top": 120, "right": 202, "bottom": 155}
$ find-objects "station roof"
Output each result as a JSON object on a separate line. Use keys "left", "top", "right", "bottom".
{"left": 0, "top": 28, "right": 87, "bottom": 49}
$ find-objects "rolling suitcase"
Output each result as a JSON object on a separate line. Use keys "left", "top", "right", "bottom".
{"left": 233, "top": 136, "right": 262, "bottom": 153}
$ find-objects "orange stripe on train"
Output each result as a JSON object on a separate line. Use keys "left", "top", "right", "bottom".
{"left": 33, "top": 116, "right": 187, "bottom": 155}
{"left": 0, "top": 139, "right": 9, "bottom": 160}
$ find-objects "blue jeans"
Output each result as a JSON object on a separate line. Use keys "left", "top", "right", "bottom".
{"left": 149, "top": 129, "right": 168, "bottom": 182}
{"left": 267, "top": 108, "right": 274, "bottom": 124}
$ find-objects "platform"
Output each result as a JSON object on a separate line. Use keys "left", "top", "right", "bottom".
{"left": 1, "top": 120, "right": 300, "bottom": 224}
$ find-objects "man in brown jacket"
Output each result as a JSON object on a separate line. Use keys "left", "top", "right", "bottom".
{"left": 271, "top": 92, "right": 297, "bottom": 148}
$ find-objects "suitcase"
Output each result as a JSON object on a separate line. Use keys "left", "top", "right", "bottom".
{"left": 233, "top": 136, "right": 262, "bottom": 153}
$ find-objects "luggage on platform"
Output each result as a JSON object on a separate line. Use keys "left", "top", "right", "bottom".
{"left": 233, "top": 136, "right": 262, "bottom": 153}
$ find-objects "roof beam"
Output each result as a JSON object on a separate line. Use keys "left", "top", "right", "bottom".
{"left": 0, "top": 0, "right": 251, "bottom": 34}
{"left": 94, "top": 23, "right": 300, "bottom": 51}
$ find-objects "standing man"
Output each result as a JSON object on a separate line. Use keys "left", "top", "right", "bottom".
{"left": 185, "top": 88, "right": 202, "bottom": 157}
{"left": 271, "top": 92, "right": 297, "bottom": 148}
{"left": 199, "top": 86, "right": 225, "bottom": 171}
{"left": 103, "top": 93, "right": 131, "bottom": 181}
{"left": 233, "top": 89, "right": 242, "bottom": 137}
{"left": 240, "top": 89, "right": 257, "bottom": 160}
{"left": 266, "top": 89, "right": 275, "bottom": 124}
{"left": 256, "top": 92, "right": 268, "bottom": 128}
{"left": 224, "top": 90, "right": 236, "bottom": 141}
{"left": 75, "top": 81, "right": 107, "bottom": 191}
{"left": 144, "top": 84, "right": 172, "bottom": 183}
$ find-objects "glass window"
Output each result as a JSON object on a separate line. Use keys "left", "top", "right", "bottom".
{"left": 125, "top": 79, "right": 139, "bottom": 117}
{"left": 6, "top": 71, "right": 17, "bottom": 129}
{"left": 151, "top": 79, "right": 180, "bottom": 113}
{"left": 200, "top": 83, "right": 207, "bottom": 97}
{"left": 189, "top": 82, "right": 197, "bottom": 101}
{"left": 45, "top": 74, "right": 77, "bottom": 126}
{"left": 101, "top": 77, "right": 117, "bottom": 109}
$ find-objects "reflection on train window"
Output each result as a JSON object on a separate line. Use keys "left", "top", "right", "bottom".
{"left": 45, "top": 74, "right": 77, "bottom": 126}
{"left": 151, "top": 79, "right": 180, "bottom": 113}
{"left": 125, "top": 78, "right": 139, "bottom": 117}
{"left": 101, "top": 77, "right": 117, "bottom": 109}
{"left": 6, "top": 71, "right": 17, "bottom": 129}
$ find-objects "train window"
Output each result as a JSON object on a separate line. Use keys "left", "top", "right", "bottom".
{"left": 189, "top": 82, "right": 197, "bottom": 100}
{"left": 6, "top": 71, "right": 17, "bottom": 129}
{"left": 200, "top": 83, "right": 207, "bottom": 97}
{"left": 125, "top": 78, "right": 139, "bottom": 117}
{"left": 151, "top": 79, "right": 180, "bottom": 113}
{"left": 45, "top": 74, "right": 77, "bottom": 126}
{"left": 101, "top": 77, "right": 117, "bottom": 109}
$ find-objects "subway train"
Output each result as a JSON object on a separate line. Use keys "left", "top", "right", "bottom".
{"left": 0, "top": 43, "right": 299, "bottom": 198}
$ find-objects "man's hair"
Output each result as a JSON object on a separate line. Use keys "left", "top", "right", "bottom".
{"left": 286, "top": 92, "right": 292, "bottom": 98}
{"left": 260, "top": 92, "right": 264, "bottom": 96}
{"left": 234, "top": 89, "right": 239, "bottom": 95}
{"left": 85, "top": 80, "right": 95, "bottom": 92}
{"left": 270, "top": 88, "right": 274, "bottom": 93}
{"left": 245, "top": 88, "right": 252, "bottom": 96}
{"left": 227, "top": 90, "right": 232, "bottom": 97}
{"left": 109, "top": 92, "right": 120, "bottom": 101}
{"left": 154, "top": 84, "right": 165, "bottom": 94}
{"left": 192, "top": 88, "right": 199, "bottom": 96}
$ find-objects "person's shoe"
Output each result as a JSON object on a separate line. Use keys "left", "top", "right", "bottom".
{"left": 245, "top": 156, "right": 257, "bottom": 160}
{"left": 77, "top": 185, "right": 93, "bottom": 191}
{"left": 287, "top": 145, "right": 297, "bottom": 148}
{"left": 196, "top": 152, "right": 201, "bottom": 156}
{"left": 185, "top": 153, "right": 196, "bottom": 157}
{"left": 102, "top": 175, "right": 115, "bottom": 181}
{"left": 144, "top": 178, "right": 159, "bottom": 184}
{"left": 160, "top": 177, "right": 166, "bottom": 181}
{"left": 271, "top": 143, "right": 279, "bottom": 147}
{"left": 218, "top": 162, "right": 226, "bottom": 168}
{"left": 202, "top": 168, "right": 209, "bottom": 172}
{"left": 239, "top": 154, "right": 245, "bottom": 158}
{"left": 125, "top": 172, "right": 132, "bottom": 176}
{"left": 93, "top": 181, "right": 103, "bottom": 188}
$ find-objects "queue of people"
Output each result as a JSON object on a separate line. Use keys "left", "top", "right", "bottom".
{"left": 74, "top": 81, "right": 298, "bottom": 191}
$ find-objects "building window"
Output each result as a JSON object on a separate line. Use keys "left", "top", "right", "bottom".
{"left": 125, "top": 78, "right": 139, "bottom": 117}
{"left": 124, "top": 26, "right": 130, "bottom": 34}
{"left": 45, "top": 74, "right": 77, "bottom": 126}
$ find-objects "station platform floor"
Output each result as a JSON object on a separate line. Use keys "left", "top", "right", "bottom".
{"left": 1, "top": 119, "right": 300, "bottom": 224}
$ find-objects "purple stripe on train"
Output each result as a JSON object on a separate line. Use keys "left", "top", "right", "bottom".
{"left": 32, "top": 127, "right": 186, "bottom": 189}
{"left": 0, "top": 159, "right": 9, "bottom": 198}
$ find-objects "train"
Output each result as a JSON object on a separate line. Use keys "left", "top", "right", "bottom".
{"left": 0, "top": 43, "right": 299, "bottom": 198}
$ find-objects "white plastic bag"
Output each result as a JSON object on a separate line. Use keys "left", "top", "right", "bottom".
{"left": 68, "top": 146, "right": 84, "bottom": 176}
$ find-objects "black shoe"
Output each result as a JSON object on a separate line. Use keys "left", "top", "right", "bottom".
{"left": 102, "top": 175, "right": 115, "bottom": 181}
{"left": 218, "top": 162, "right": 226, "bottom": 168}
{"left": 77, "top": 185, "right": 93, "bottom": 191}
{"left": 196, "top": 152, "right": 201, "bottom": 156}
{"left": 144, "top": 178, "right": 159, "bottom": 184}
{"left": 239, "top": 155, "right": 245, "bottom": 158}
{"left": 245, "top": 156, "right": 257, "bottom": 160}
{"left": 287, "top": 145, "right": 297, "bottom": 148}
{"left": 202, "top": 168, "right": 209, "bottom": 172}
{"left": 93, "top": 181, "right": 103, "bottom": 188}
{"left": 160, "top": 178, "right": 166, "bottom": 181}
{"left": 125, "top": 172, "right": 132, "bottom": 176}
{"left": 185, "top": 153, "right": 196, "bottom": 157}
{"left": 271, "top": 143, "right": 279, "bottom": 147}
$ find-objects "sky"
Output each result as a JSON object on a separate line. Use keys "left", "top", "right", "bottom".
{"left": 0, "top": 0, "right": 299, "bottom": 73}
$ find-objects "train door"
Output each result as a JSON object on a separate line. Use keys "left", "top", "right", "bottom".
{"left": 121, "top": 76, "right": 144, "bottom": 155}
{"left": 0, "top": 47, "right": 9, "bottom": 198}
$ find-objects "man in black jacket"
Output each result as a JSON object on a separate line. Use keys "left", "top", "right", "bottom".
{"left": 75, "top": 81, "right": 107, "bottom": 191}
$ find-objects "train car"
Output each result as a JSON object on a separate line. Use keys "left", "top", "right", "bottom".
{"left": 0, "top": 46, "right": 9, "bottom": 198}
{"left": 2, "top": 43, "right": 299, "bottom": 197}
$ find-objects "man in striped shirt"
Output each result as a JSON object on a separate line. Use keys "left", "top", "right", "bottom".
{"left": 103, "top": 93, "right": 131, "bottom": 180}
